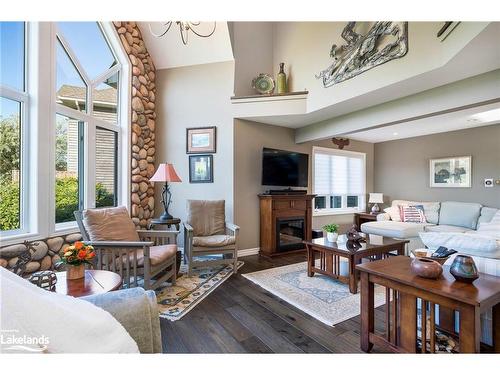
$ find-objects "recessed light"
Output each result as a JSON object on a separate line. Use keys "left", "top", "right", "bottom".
{"left": 393, "top": 132, "right": 399, "bottom": 136}
{"left": 469, "top": 108, "right": 500, "bottom": 123}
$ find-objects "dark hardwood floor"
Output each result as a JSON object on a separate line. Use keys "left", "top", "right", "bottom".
{"left": 160, "top": 252, "right": 389, "bottom": 353}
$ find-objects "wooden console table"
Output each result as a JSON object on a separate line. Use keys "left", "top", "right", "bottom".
{"left": 357, "top": 256, "right": 500, "bottom": 353}
{"left": 353, "top": 212, "right": 378, "bottom": 230}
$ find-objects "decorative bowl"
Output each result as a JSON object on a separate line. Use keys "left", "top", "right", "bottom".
{"left": 450, "top": 255, "right": 479, "bottom": 283}
{"left": 252, "top": 73, "right": 275, "bottom": 95}
{"left": 410, "top": 257, "right": 443, "bottom": 279}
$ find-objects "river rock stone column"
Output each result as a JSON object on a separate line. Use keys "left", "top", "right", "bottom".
{"left": 114, "top": 21, "right": 156, "bottom": 228}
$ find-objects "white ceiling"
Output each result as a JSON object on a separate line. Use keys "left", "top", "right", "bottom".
{"left": 137, "top": 22, "right": 234, "bottom": 69}
{"left": 346, "top": 102, "right": 500, "bottom": 143}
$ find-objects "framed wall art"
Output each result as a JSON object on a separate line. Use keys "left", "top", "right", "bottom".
{"left": 430, "top": 156, "right": 471, "bottom": 188}
{"left": 186, "top": 126, "right": 216, "bottom": 154}
{"left": 189, "top": 154, "right": 213, "bottom": 183}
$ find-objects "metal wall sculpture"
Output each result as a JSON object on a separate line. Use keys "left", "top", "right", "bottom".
{"left": 316, "top": 22, "right": 409, "bottom": 87}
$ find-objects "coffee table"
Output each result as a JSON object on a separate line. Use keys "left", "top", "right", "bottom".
{"left": 356, "top": 256, "right": 500, "bottom": 353}
{"left": 304, "top": 234, "right": 408, "bottom": 293}
{"left": 54, "top": 270, "right": 122, "bottom": 298}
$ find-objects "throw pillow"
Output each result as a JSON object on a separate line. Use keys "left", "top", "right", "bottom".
{"left": 399, "top": 205, "right": 427, "bottom": 223}
{"left": 384, "top": 206, "right": 402, "bottom": 222}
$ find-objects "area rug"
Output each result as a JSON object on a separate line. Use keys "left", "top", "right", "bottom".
{"left": 242, "top": 261, "right": 386, "bottom": 326}
{"left": 154, "top": 260, "right": 244, "bottom": 321}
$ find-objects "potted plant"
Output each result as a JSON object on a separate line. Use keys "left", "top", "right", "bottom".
{"left": 322, "top": 223, "right": 339, "bottom": 242}
{"left": 57, "top": 241, "right": 95, "bottom": 280}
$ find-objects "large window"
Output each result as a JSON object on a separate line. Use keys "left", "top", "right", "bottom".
{"left": 313, "top": 147, "right": 366, "bottom": 214}
{"left": 55, "top": 22, "right": 121, "bottom": 229}
{"left": 0, "top": 21, "right": 127, "bottom": 243}
{"left": 0, "top": 22, "right": 26, "bottom": 233}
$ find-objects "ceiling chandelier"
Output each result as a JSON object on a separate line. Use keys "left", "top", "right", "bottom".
{"left": 149, "top": 22, "right": 216, "bottom": 45}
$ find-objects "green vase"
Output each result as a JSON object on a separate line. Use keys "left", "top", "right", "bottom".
{"left": 276, "top": 62, "right": 287, "bottom": 94}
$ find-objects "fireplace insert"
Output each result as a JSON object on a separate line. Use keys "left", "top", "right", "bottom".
{"left": 276, "top": 217, "right": 305, "bottom": 252}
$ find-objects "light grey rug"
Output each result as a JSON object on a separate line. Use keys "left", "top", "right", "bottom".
{"left": 242, "top": 261, "right": 386, "bottom": 326}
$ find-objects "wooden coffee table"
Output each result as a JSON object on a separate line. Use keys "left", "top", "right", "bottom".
{"left": 54, "top": 270, "right": 122, "bottom": 298}
{"left": 304, "top": 234, "right": 408, "bottom": 293}
{"left": 356, "top": 256, "right": 500, "bottom": 353}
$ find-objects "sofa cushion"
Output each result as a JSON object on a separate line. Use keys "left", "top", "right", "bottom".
{"left": 439, "top": 201, "right": 482, "bottom": 229}
{"left": 478, "top": 207, "right": 499, "bottom": 226}
{"left": 392, "top": 200, "right": 440, "bottom": 224}
{"left": 384, "top": 206, "right": 401, "bottom": 222}
{"left": 116, "top": 244, "right": 177, "bottom": 267}
{"left": 83, "top": 206, "right": 139, "bottom": 242}
{"left": 419, "top": 232, "right": 500, "bottom": 259}
{"left": 361, "top": 221, "right": 432, "bottom": 239}
{"left": 186, "top": 200, "right": 226, "bottom": 236}
{"left": 193, "top": 235, "right": 235, "bottom": 248}
{"left": 424, "top": 225, "right": 468, "bottom": 233}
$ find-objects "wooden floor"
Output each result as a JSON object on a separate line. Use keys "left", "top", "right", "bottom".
{"left": 160, "top": 252, "right": 389, "bottom": 353}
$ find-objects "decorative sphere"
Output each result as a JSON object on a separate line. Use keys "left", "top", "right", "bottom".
{"left": 29, "top": 271, "right": 58, "bottom": 291}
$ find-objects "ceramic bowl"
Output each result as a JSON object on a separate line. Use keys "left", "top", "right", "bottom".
{"left": 410, "top": 257, "right": 443, "bottom": 279}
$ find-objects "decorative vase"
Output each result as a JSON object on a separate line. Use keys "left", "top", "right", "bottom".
{"left": 276, "top": 62, "right": 287, "bottom": 94}
{"left": 66, "top": 264, "right": 85, "bottom": 280}
{"left": 410, "top": 258, "right": 443, "bottom": 279}
{"left": 450, "top": 255, "right": 479, "bottom": 283}
{"left": 326, "top": 232, "right": 338, "bottom": 242}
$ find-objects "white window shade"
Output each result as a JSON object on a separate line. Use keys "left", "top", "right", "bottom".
{"left": 313, "top": 148, "right": 366, "bottom": 196}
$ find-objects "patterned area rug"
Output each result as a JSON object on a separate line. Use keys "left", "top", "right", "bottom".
{"left": 242, "top": 261, "right": 386, "bottom": 326}
{"left": 155, "top": 261, "right": 244, "bottom": 321}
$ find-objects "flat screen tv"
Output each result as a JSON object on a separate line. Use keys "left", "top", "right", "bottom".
{"left": 262, "top": 147, "right": 309, "bottom": 187}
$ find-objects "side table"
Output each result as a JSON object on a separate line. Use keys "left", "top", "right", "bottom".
{"left": 54, "top": 270, "right": 122, "bottom": 298}
{"left": 148, "top": 217, "right": 181, "bottom": 231}
{"left": 353, "top": 212, "right": 378, "bottom": 230}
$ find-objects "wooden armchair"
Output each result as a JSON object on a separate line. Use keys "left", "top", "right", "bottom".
{"left": 74, "top": 206, "right": 177, "bottom": 290}
{"left": 184, "top": 200, "right": 239, "bottom": 276}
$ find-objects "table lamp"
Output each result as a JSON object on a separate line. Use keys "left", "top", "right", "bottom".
{"left": 369, "top": 193, "right": 384, "bottom": 214}
{"left": 150, "top": 163, "right": 182, "bottom": 220}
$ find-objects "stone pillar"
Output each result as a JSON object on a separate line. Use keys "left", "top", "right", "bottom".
{"left": 114, "top": 22, "right": 156, "bottom": 228}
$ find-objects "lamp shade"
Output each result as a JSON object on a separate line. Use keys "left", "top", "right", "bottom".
{"left": 369, "top": 193, "right": 384, "bottom": 204}
{"left": 150, "top": 163, "right": 182, "bottom": 182}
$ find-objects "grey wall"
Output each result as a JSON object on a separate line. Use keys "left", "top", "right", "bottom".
{"left": 374, "top": 124, "right": 500, "bottom": 208}
{"left": 155, "top": 61, "right": 235, "bottom": 246}
{"left": 234, "top": 119, "right": 374, "bottom": 250}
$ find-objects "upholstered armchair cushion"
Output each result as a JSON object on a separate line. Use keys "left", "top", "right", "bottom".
{"left": 115, "top": 244, "right": 177, "bottom": 267}
{"left": 83, "top": 206, "right": 140, "bottom": 242}
{"left": 186, "top": 200, "right": 226, "bottom": 236}
{"left": 193, "top": 235, "right": 236, "bottom": 248}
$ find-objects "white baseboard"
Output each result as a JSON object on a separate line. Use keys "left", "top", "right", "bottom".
{"left": 238, "top": 247, "right": 260, "bottom": 257}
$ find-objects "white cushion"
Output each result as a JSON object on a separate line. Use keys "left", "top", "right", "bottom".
{"left": 419, "top": 232, "right": 500, "bottom": 259}
{"left": 361, "top": 221, "right": 432, "bottom": 239}
{"left": 193, "top": 235, "right": 236, "bottom": 248}
{"left": 392, "top": 200, "right": 440, "bottom": 224}
{"left": 384, "top": 206, "right": 401, "bottom": 222}
{"left": 0, "top": 268, "right": 139, "bottom": 353}
{"left": 424, "top": 225, "right": 468, "bottom": 233}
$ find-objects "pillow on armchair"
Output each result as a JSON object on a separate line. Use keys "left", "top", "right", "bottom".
{"left": 186, "top": 200, "right": 226, "bottom": 236}
{"left": 82, "top": 206, "right": 140, "bottom": 242}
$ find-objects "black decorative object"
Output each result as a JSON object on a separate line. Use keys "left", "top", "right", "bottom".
{"left": 450, "top": 255, "right": 479, "bottom": 283}
{"left": 332, "top": 137, "right": 350, "bottom": 149}
{"left": 346, "top": 224, "right": 365, "bottom": 243}
{"left": 12, "top": 240, "right": 37, "bottom": 276}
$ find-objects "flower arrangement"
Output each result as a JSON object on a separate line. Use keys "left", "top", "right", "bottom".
{"left": 59, "top": 241, "right": 95, "bottom": 266}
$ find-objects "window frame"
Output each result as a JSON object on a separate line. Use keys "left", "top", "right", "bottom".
{"left": 0, "top": 22, "right": 29, "bottom": 237}
{"left": 0, "top": 22, "right": 130, "bottom": 245}
{"left": 312, "top": 146, "right": 367, "bottom": 216}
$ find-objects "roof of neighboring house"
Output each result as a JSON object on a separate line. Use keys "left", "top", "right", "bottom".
{"left": 56, "top": 85, "right": 117, "bottom": 105}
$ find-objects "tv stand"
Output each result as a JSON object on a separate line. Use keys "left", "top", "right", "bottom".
{"left": 267, "top": 188, "right": 307, "bottom": 195}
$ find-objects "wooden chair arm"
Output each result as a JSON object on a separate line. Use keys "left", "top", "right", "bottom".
{"left": 225, "top": 223, "right": 240, "bottom": 236}
{"left": 84, "top": 240, "right": 153, "bottom": 248}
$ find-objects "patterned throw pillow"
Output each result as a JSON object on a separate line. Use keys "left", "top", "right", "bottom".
{"left": 398, "top": 205, "right": 427, "bottom": 223}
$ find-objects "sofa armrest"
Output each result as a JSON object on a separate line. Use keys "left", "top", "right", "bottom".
{"left": 377, "top": 213, "right": 391, "bottom": 221}
{"left": 82, "top": 288, "right": 162, "bottom": 353}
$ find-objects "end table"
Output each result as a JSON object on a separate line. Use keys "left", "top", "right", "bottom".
{"left": 148, "top": 217, "right": 181, "bottom": 231}
{"left": 354, "top": 212, "right": 378, "bottom": 230}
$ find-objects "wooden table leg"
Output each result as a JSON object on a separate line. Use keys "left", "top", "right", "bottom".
{"left": 349, "top": 255, "right": 360, "bottom": 294}
{"left": 399, "top": 292, "right": 417, "bottom": 352}
{"left": 306, "top": 245, "right": 314, "bottom": 277}
{"left": 493, "top": 302, "right": 500, "bottom": 353}
{"left": 459, "top": 304, "right": 480, "bottom": 353}
{"left": 397, "top": 244, "right": 405, "bottom": 256}
{"left": 360, "top": 271, "right": 374, "bottom": 352}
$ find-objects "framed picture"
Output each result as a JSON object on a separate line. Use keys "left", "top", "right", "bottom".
{"left": 430, "top": 156, "right": 471, "bottom": 188}
{"left": 186, "top": 126, "right": 216, "bottom": 154}
{"left": 189, "top": 155, "right": 213, "bottom": 183}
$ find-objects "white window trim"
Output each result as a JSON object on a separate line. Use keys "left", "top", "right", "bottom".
{"left": 0, "top": 22, "right": 130, "bottom": 246}
{"left": 312, "top": 146, "right": 367, "bottom": 216}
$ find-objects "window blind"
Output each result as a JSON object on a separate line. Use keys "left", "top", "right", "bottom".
{"left": 313, "top": 150, "right": 365, "bottom": 195}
